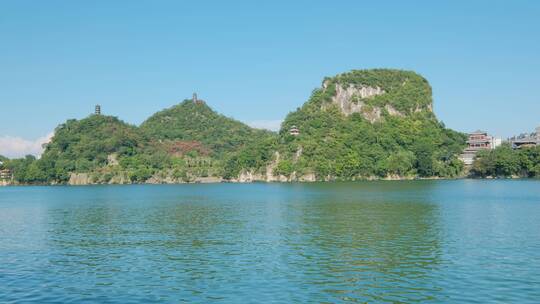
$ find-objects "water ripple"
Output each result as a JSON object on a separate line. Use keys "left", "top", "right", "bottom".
{"left": 1, "top": 181, "right": 540, "bottom": 303}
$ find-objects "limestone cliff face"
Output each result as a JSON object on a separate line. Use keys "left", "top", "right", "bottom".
{"left": 264, "top": 152, "right": 289, "bottom": 182}
{"left": 144, "top": 174, "right": 222, "bottom": 184}
{"left": 326, "top": 83, "right": 385, "bottom": 116}
{"left": 108, "top": 173, "right": 130, "bottom": 184}
{"left": 317, "top": 69, "right": 434, "bottom": 122}
{"left": 68, "top": 173, "right": 92, "bottom": 185}
{"left": 234, "top": 153, "right": 317, "bottom": 183}
{"left": 235, "top": 170, "right": 266, "bottom": 183}
{"left": 297, "top": 172, "right": 316, "bottom": 182}
{"left": 107, "top": 154, "right": 119, "bottom": 166}
{"left": 323, "top": 82, "right": 416, "bottom": 123}
{"left": 68, "top": 172, "right": 132, "bottom": 185}
{"left": 234, "top": 170, "right": 316, "bottom": 183}
{"left": 233, "top": 147, "right": 317, "bottom": 183}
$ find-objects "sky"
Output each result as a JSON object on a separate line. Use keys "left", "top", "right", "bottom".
{"left": 1, "top": 0, "right": 539, "bottom": 158}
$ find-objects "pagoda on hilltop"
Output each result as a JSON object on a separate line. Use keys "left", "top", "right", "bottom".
{"left": 193, "top": 93, "right": 204, "bottom": 104}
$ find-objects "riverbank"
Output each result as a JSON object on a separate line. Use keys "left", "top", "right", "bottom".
{"left": 2, "top": 175, "right": 533, "bottom": 187}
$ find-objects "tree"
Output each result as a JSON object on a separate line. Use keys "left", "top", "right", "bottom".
{"left": 383, "top": 151, "right": 415, "bottom": 176}
{"left": 274, "top": 160, "right": 294, "bottom": 177}
{"left": 414, "top": 141, "right": 435, "bottom": 177}
{"left": 471, "top": 145, "right": 540, "bottom": 178}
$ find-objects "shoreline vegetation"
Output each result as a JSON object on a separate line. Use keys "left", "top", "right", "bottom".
{"left": 1, "top": 175, "right": 537, "bottom": 187}
{"left": 1, "top": 69, "right": 539, "bottom": 186}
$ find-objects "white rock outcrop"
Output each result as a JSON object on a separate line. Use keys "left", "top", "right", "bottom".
{"left": 68, "top": 173, "right": 91, "bottom": 185}
{"left": 323, "top": 82, "right": 433, "bottom": 122}
{"left": 107, "top": 154, "right": 119, "bottom": 166}
{"left": 330, "top": 84, "right": 384, "bottom": 116}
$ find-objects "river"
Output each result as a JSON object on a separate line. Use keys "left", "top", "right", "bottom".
{"left": 1, "top": 180, "right": 539, "bottom": 303}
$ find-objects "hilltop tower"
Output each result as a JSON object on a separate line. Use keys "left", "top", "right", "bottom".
{"left": 193, "top": 93, "right": 198, "bottom": 103}
{"left": 95, "top": 104, "right": 101, "bottom": 115}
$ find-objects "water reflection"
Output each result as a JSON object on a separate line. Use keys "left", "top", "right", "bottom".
{"left": 39, "top": 183, "right": 444, "bottom": 302}
{"left": 293, "top": 199, "right": 442, "bottom": 302}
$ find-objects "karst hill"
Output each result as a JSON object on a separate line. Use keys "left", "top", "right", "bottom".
{"left": 9, "top": 69, "right": 467, "bottom": 184}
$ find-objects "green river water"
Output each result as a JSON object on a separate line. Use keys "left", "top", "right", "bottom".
{"left": 1, "top": 180, "right": 539, "bottom": 303}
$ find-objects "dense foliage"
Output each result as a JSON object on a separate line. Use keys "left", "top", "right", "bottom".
{"left": 4, "top": 69, "right": 501, "bottom": 184}
{"left": 2, "top": 99, "right": 276, "bottom": 184}
{"left": 140, "top": 100, "right": 273, "bottom": 157}
{"left": 223, "top": 136, "right": 278, "bottom": 179}
{"left": 471, "top": 145, "right": 540, "bottom": 178}
{"left": 271, "top": 111, "right": 466, "bottom": 179}
{"left": 40, "top": 115, "right": 143, "bottom": 181}
{"left": 260, "top": 69, "right": 467, "bottom": 180}
{"left": 0, "top": 116, "right": 142, "bottom": 183}
{"left": 2, "top": 155, "right": 43, "bottom": 183}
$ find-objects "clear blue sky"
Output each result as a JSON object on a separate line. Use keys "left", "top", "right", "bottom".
{"left": 1, "top": 0, "right": 539, "bottom": 143}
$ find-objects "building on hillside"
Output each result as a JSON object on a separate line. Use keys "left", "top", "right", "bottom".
{"left": 459, "top": 130, "right": 501, "bottom": 165}
{"left": 0, "top": 168, "right": 12, "bottom": 181}
{"left": 508, "top": 126, "right": 540, "bottom": 149}
{"left": 289, "top": 125, "right": 300, "bottom": 136}
{"left": 95, "top": 104, "right": 101, "bottom": 115}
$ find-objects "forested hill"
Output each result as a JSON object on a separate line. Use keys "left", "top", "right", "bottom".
{"left": 9, "top": 115, "right": 144, "bottom": 183}
{"left": 3, "top": 69, "right": 471, "bottom": 184}
{"left": 5, "top": 99, "right": 276, "bottom": 184}
{"left": 227, "top": 69, "right": 467, "bottom": 180}
{"left": 140, "top": 99, "right": 273, "bottom": 157}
